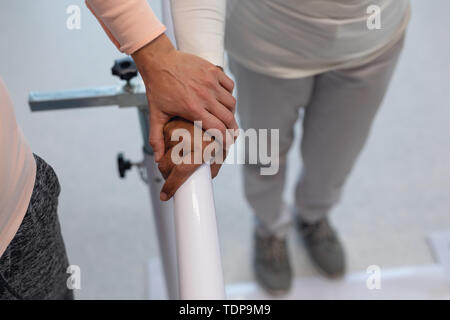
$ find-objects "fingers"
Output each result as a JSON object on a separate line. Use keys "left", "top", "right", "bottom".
{"left": 216, "top": 86, "right": 237, "bottom": 114}
{"left": 197, "top": 109, "right": 228, "bottom": 146}
{"left": 160, "top": 159, "right": 202, "bottom": 201}
{"left": 160, "top": 151, "right": 222, "bottom": 201}
{"left": 160, "top": 159, "right": 223, "bottom": 201}
{"left": 158, "top": 117, "right": 233, "bottom": 201}
{"left": 149, "top": 110, "right": 170, "bottom": 162}
{"left": 206, "top": 100, "right": 239, "bottom": 131}
{"left": 185, "top": 106, "right": 237, "bottom": 149}
{"left": 159, "top": 136, "right": 216, "bottom": 180}
{"left": 163, "top": 119, "right": 189, "bottom": 150}
{"left": 158, "top": 146, "right": 176, "bottom": 180}
{"left": 217, "top": 70, "right": 235, "bottom": 93}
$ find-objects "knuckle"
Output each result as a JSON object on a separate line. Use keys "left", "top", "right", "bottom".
{"left": 207, "top": 68, "right": 220, "bottom": 84}
{"left": 204, "top": 77, "right": 217, "bottom": 90}
{"left": 157, "top": 162, "right": 166, "bottom": 173}
{"left": 158, "top": 165, "right": 168, "bottom": 179}
{"left": 230, "top": 80, "right": 235, "bottom": 90}
{"left": 223, "top": 112, "right": 235, "bottom": 127}
{"left": 149, "top": 137, "right": 158, "bottom": 148}
{"left": 184, "top": 100, "right": 199, "bottom": 115}
{"left": 229, "top": 96, "right": 237, "bottom": 111}
{"left": 208, "top": 65, "right": 219, "bottom": 76}
{"left": 197, "top": 86, "right": 211, "bottom": 100}
{"left": 218, "top": 123, "right": 227, "bottom": 135}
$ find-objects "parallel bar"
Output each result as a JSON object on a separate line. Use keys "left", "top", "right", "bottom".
{"left": 29, "top": 85, "right": 147, "bottom": 111}
{"left": 138, "top": 109, "right": 179, "bottom": 299}
{"left": 174, "top": 164, "right": 226, "bottom": 299}
{"left": 162, "top": 0, "right": 226, "bottom": 299}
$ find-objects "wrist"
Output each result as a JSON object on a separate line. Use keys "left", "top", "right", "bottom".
{"left": 132, "top": 33, "right": 176, "bottom": 78}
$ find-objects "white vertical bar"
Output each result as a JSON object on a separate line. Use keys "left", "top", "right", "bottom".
{"left": 174, "top": 164, "right": 225, "bottom": 299}
{"left": 161, "top": 0, "right": 176, "bottom": 44}
{"left": 161, "top": 0, "right": 225, "bottom": 299}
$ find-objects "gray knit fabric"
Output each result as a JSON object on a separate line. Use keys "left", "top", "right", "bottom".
{"left": 0, "top": 155, "right": 73, "bottom": 300}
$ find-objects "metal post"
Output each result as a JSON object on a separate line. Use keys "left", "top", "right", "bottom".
{"left": 162, "top": 0, "right": 226, "bottom": 299}
{"left": 138, "top": 108, "right": 179, "bottom": 299}
{"left": 174, "top": 164, "right": 225, "bottom": 299}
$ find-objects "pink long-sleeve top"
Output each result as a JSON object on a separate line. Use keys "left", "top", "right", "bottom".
{"left": 86, "top": 0, "right": 226, "bottom": 66}
{"left": 85, "top": 0, "right": 166, "bottom": 55}
{"left": 0, "top": 1, "right": 166, "bottom": 258}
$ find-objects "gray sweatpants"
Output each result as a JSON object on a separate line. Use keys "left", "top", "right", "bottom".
{"left": 0, "top": 155, "right": 73, "bottom": 300}
{"left": 229, "top": 35, "right": 405, "bottom": 237}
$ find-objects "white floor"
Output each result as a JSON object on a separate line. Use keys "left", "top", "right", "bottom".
{"left": 1, "top": 1, "right": 449, "bottom": 299}
{"left": 147, "top": 260, "right": 450, "bottom": 300}
{"left": 225, "top": 265, "right": 450, "bottom": 300}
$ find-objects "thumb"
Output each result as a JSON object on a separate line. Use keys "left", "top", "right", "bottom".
{"left": 149, "top": 110, "right": 170, "bottom": 162}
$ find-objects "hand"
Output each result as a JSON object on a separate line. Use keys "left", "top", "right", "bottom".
{"left": 157, "top": 118, "right": 229, "bottom": 201}
{"left": 132, "top": 33, "right": 238, "bottom": 162}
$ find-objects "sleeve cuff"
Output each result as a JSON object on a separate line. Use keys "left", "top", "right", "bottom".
{"left": 86, "top": 0, "right": 167, "bottom": 55}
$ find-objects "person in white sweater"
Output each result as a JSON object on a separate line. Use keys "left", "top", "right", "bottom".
{"left": 170, "top": 0, "right": 411, "bottom": 294}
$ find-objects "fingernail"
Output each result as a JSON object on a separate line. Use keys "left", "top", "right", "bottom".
{"left": 160, "top": 192, "right": 168, "bottom": 201}
{"left": 154, "top": 151, "right": 161, "bottom": 162}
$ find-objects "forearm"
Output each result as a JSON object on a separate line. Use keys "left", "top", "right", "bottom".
{"left": 86, "top": 0, "right": 166, "bottom": 54}
{"left": 88, "top": 0, "right": 236, "bottom": 167}
{"left": 131, "top": 33, "right": 176, "bottom": 83}
{"left": 170, "top": 0, "right": 226, "bottom": 67}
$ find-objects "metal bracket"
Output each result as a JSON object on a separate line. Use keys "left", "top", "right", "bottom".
{"left": 29, "top": 81, "right": 147, "bottom": 112}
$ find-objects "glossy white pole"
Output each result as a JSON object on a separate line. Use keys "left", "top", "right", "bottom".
{"left": 174, "top": 164, "right": 225, "bottom": 299}
{"left": 162, "top": 0, "right": 225, "bottom": 299}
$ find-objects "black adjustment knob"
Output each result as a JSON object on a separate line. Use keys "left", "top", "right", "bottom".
{"left": 117, "top": 153, "right": 132, "bottom": 178}
{"left": 111, "top": 57, "right": 138, "bottom": 82}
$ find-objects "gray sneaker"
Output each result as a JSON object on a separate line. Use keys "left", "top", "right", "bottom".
{"left": 253, "top": 230, "right": 292, "bottom": 295}
{"left": 297, "top": 217, "right": 346, "bottom": 278}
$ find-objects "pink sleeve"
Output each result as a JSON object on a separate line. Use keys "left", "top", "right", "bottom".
{"left": 86, "top": 0, "right": 166, "bottom": 55}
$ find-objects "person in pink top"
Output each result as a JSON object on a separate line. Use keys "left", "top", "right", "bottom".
{"left": 0, "top": 0, "right": 236, "bottom": 299}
